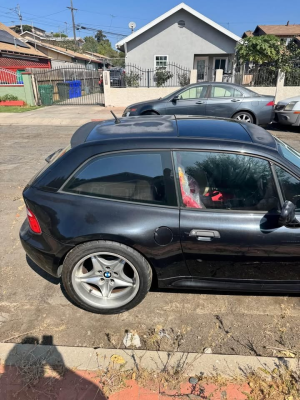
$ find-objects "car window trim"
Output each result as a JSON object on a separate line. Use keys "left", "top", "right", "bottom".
{"left": 59, "top": 149, "right": 179, "bottom": 209}
{"left": 171, "top": 149, "right": 285, "bottom": 214}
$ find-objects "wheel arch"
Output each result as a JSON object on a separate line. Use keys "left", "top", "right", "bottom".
{"left": 141, "top": 110, "right": 160, "bottom": 115}
{"left": 58, "top": 238, "right": 159, "bottom": 286}
{"left": 232, "top": 109, "right": 257, "bottom": 124}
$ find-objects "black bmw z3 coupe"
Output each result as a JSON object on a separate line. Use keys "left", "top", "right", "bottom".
{"left": 20, "top": 115, "right": 300, "bottom": 314}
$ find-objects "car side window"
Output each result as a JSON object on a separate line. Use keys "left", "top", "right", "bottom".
{"left": 275, "top": 166, "right": 300, "bottom": 211}
{"left": 179, "top": 86, "right": 207, "bottom": 100}
{"left": 210, "top": 85, "right": 234, "bottom": 98}
{"left": 63, "top": 152, "right": 177, "bottom": 206}
{"left": 234, "top": 89, "right": 243, "bottom": 97}
{"left": 174, "top": 151, "right": 280, "bottom": 211}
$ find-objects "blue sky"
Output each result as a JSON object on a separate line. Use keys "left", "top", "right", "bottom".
{"left": 0, "top": 0, "right": 299, "bottom": 47}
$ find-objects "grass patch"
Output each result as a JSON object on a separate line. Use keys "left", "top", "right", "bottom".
{"left": 0, "top": 106, "right": 42, "bottom": 113}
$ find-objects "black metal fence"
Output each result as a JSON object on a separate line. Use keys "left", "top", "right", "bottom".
{"left": 111, "top": 63, "right": 190, "bottom": 88}
{"left": 234, "top": 67, "right": 278, "bottom": 87}
{"left": 285, "top": 68, "right": 300, "bottom": 86}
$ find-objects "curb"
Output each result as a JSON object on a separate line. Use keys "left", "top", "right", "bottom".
{"left": 0, "top": 343, "right": 297, "bottom": 376}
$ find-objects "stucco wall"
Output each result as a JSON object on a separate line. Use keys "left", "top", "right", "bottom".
{"left": 126, "top": 9, "right": 237, "bottom": 69}
{"left": 105, "top": 87, "right": 180, "bottom": 107}
{"left": 0, "top": 86, "right": 26, "bottom": 101}
{"left": 247, "top": 87, "right": 300, "bottom": 102}
{"left": 104, "top": 85, "right": 300, "bottom": 108}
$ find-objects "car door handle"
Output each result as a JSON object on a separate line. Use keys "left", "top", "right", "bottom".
{"left": 231, "top": 99, "right": 241, "bottom": 102}
{"left": 189, "top": 229, "right": 221, "bottom": 241}
{"left": 196, "top": 101, "right": 205, "bottom": 105}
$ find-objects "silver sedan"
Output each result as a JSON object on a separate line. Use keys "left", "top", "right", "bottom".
{"left": 275, "top": 96, "right": 300, "bottom": 126}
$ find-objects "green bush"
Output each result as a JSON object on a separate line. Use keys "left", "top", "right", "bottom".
{"left": 0, "top": 94, "right": 19, "bottom": 101}
{"left": 125, "top": 71, "right": 140, "bottom": 87}
{"left": 177, "top": 72, "right": 190, "bottom": 87}
{"left": 155, "top": 68, "right": 173, "bottom": 87}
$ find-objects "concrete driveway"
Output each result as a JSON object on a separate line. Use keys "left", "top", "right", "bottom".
{"left": 1, "top": 122, "right": 300, "bottom": 356}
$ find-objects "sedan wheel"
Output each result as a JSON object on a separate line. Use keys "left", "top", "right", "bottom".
{"left": 233, "top": 112, "right": 254, "bottom": 124}
{"left": 62, "top": 241, "right": 152, "bottom": 314}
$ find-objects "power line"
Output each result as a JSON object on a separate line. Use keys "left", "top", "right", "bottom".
{"left": 9, "top": 4, "right": 23, "bottom": 33}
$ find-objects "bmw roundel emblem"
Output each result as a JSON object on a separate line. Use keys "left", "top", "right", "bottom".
{"left": 104, "top": 271, "right": 111, "bottom": 278}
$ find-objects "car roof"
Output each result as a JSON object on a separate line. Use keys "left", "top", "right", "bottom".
{"left": 71, "top": 115, "right": 276, "bottom": 150}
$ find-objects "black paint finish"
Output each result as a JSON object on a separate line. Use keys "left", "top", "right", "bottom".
{"left": 20, "top": 116, "right": 300, "bottom": 293}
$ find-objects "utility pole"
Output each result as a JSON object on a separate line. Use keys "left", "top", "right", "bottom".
{"left": 67, "top": 0, "right": 77, "bottom": 48}
{"left": 10, "top": 4, "right": 23, "bottom": 33}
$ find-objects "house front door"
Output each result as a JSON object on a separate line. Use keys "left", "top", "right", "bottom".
{"left": 194, "top": 57, "right": 208, "bottom": 81}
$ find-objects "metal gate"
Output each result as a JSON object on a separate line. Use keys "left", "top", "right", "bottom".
{"left": 30, "top": 66, "right": 104, "bottom": 106}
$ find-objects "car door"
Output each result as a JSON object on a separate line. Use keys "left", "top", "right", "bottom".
{"left": 206, "top": 85, "right": 243, "bottom": 118}
{"left": 174, "top": 149, "right": 300, "bottom": 282}
{"left": 164, "top": 85, "right": 208, "bottom": 116}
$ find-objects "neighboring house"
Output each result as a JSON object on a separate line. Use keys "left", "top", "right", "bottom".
{"left": 115, "top": 2, "right": 241, "bottom": 81}
{"left": 21, "top": 31, "right": 85, "bottom": 48}
{"left": 242, "top": 23, "right": 300, "bottom": 44}
{"left": 83, "top": 51, "right": 110, "bottom": 64}
{"left": 0, "top": 22, "right": 50, "bottom": 74}
{"left": 10, "top": 25, "right": 46, "bottom": 37}
{"left": 22, "top": 38, "right": 105, "bottom": 69}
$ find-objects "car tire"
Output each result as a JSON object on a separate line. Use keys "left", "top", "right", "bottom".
{"left": 143, "top": 111, "right": 158, "bottom": 115}
{"left": 62, "top": 241, "right": 152, "bottom": 314}
{"left": 233, "top": 111, "right": 254, "bottom": 124}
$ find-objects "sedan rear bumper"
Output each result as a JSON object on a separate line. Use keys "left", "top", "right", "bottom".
{"left": 276, "top": 111, "right": 300, "bottom": 126}
{"left": 20, "top": 219, "right": 73, "bottom": 277}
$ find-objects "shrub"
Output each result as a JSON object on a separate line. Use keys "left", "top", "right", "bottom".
{"left": 0, "top": 94, "right": 19, "bottom": 101}
{"left": 177, "top": 72, "right": 190, "bottom": 87}
{"left": 125, "top": 71, "right": 140, "bottom": 87}
{"left": 155, "top": 68, "right": 173, "bottom": 87}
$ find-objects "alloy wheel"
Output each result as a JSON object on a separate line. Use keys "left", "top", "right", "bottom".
{"left": 235, "top": 113, "right": 252, "bottom": 123}
{"left": 72, "top": 252, "right": 140, "bottom": 309}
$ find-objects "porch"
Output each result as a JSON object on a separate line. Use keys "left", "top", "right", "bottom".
{"left": 193, "top": 54, "right": 235, "bottom": 82}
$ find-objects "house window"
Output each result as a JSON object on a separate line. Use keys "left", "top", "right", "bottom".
{"left": 155, "top": 55, "right": 168, "bottom": 69}
{"left": 214, "top": 58, "right": 228, "bottom": 72}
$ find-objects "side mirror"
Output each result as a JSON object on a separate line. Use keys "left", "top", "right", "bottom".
{"left": 279, "top": 200, "right": 296, "bottom": 226}
{"left": 172, "top": 95, "right": 180, "bottom": 102}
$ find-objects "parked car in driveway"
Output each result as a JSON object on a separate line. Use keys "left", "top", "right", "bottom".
{"left": 109, "top": 67, "right": 125, "bottom": 87}
{"left": 123, "top": 82, "right": 275, "bottom": 125}
{"left": 275, "top": 96, "right": 300, "bottom": 126}
{"left": 20, "top": 115, "right": 300, "bottom": 314}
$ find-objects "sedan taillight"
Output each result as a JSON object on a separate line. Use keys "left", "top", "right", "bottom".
{"left": 26, "top": 207, "right": 42, "bottom": 234}
{"left": 266, "top": 101, "right": 275, "bottom": 107}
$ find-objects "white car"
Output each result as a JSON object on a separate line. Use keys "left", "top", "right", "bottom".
{"left": 275, "top": 96, "right": 300, "bottom": 126}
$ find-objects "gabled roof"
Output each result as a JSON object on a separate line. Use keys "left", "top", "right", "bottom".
{"left": 242, "top": 30, "right": 253, "bottom": 38}
{"left": 254, "top": 24, "right": 300, "bottom": 36}
{"left": 116, "top": 2, "right": 241, "bottom": 49}
{"left": 23, "top": 38, "right": 103, "bottom": 64}
{"left": 0, "top": 22, "right": 49, "bottom": 58}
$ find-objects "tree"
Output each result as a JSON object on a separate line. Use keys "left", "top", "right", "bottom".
{"left": 95, "top": 30, "right": 108, "bottom": 43}
{"left": 13, "top": 24, "right": 32, "bottom": 33}
{"left": 82, "top": 35, "right": 125, "bottom": 67}
{"left": 52, "top": 32, "right": 68, "bottom": 38}
{"left": 82, "top": 36, "right": 99, "bottom": 53}
{"left": 236, "top": 34, "right": 300, "bottom": 72}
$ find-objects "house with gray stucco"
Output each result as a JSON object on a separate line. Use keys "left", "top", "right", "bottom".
{"left": 116, "top": 3, "right": 241, "bottom": 82}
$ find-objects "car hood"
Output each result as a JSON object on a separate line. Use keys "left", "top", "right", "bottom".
{"left": 126, "top": 99, "right": 163, "bottom": 109}
{"left": 277, "top": 96, "right": 300, "bottom": 105}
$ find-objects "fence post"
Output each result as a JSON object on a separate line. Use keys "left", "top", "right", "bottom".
{"left": 103, "top": 70, "right": 111, "bottom": 107}
{"left": 275, "top": 69, "right": 285, "bottom": 103}
{"left": 147, "top": 69, "right": 150, "bottom": 88}
{"left": 215, "top": 69, "right": 223, "bottom": 82}
{"left": 190, "top": 69, "right": 197, "bottom": 84}
{"left": 21, "top": 72, "right": 35, "bottom": 106}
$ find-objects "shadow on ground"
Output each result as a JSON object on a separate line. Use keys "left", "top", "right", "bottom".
{"left": 1, "top": 335, "right": 106, "bottom": 399}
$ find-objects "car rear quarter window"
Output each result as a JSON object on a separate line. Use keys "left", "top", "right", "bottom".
{"left": 62, "top": 151, "right": 177, "bottom": 207}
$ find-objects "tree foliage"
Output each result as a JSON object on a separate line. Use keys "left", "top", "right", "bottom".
{"left": 82, "top": 34, "right": 125, "bottom": 66}
{"left": 236, "top": 35, "right": 300, "bottom": 72}
{"left": 52, "top": 32, "right": 67, "bottom": 38}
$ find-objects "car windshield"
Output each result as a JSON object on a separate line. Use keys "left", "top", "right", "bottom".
{"left": 275, "top": 137, "right": 300, "bottom": 169}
